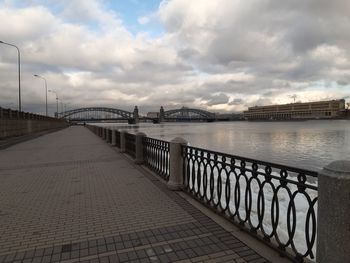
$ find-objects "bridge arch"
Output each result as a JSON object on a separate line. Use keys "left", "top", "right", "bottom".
{"left": 164, "top": 107, "right": 215, "bottom": 119}
{"left": 61, "top": 107, "right": 133, "bottom": 119}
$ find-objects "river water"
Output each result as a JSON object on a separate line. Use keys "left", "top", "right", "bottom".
{"left": 100, "top": 120, "right": 350, "bottom": 171}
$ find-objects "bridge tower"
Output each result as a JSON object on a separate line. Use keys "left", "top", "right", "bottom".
{"left": 159, "top": 106, "right": 165, "bottom": 123}
{"left": 133, "top": 106, "right": 139, "bottom": 124}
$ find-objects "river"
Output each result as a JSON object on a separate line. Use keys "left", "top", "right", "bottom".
{"left": 98, "top": 120, "right": 350, "bottom": 171}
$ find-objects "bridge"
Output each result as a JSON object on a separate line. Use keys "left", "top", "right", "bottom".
{"left": 59, "top": 106, "right": 140, "bottom": 124}
{"left": 161, "top": 106, "right": 216, "bottom": 121}
{"left": 59, "top": 106, "right": 218, "bottom": 123}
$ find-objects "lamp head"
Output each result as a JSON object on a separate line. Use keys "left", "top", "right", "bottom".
{"left": 34, "top": 74, "right": 39, "bottom": 77}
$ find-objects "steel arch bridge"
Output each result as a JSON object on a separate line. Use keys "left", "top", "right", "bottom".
{"left": 60, "top": 107, "right": 134, "bottom": 120}
{"left": 164, "top": 107, "right": 216, "bottom": 119}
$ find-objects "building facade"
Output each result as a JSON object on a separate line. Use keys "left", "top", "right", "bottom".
{"left": 146, "top": 112, "right": 159, "bottom": 118}
{"left": 243, "top": 99, "right": 345, "bottom": 120}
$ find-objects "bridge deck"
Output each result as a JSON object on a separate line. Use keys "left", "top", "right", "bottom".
{"left": 0, "top": 127, "right": 289, "bottom": 263}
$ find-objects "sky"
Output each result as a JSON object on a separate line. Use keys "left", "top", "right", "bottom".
{"left": 0, "top": 0, "right": 349, "bottom": 115}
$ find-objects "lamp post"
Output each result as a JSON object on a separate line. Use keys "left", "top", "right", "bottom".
{"left": 60, "top": 100, "right": 64, "bottom": 115}
{"left": 0, "top": 41, "right": 21, "bottom": 112}
{"left": 34, "top": 74, "right": 48, "bottom": 116}
{"left": 49, "top": 90, "right": 58, "bottom": 118}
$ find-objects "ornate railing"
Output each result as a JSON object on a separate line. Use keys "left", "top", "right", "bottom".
{"left": 115, "top": 130, "right": 121, "bottom": 148}
{"left": 125, "top": 133, "right": 136, "bottom": 158}
{"left": 143, "top": 137, "right": 170, "bottom": 180}
{"left": 182, "top": 145, "right": 318, "bottom": 262}
{"left": 108, "top": 129, "right": 112, "bottom": 143}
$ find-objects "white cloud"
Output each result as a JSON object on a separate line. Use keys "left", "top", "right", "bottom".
{"left": 0, "top": 0, "right": 349, "bottom": 114}
{"left": 138, "top": 16, "right": 150, "bottom": 25}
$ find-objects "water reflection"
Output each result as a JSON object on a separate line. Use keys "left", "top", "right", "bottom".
{"left": 100, "top": 120, "right": 350, "bottom": 170}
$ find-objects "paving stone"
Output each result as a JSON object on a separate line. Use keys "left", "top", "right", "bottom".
{"left": 127, "top": 251, "right": 138, "bottom": 261}
{"left": 99, "top": 256, "right": 109, "bottom": 263}
{"left": 14, "top": 252, "right": 25, "bottom": 261}
{"left": 43, "top": 247, "right": 53, "bottom": 256}
{"left": 4, "top": 254, "right": 15, "bottom": 262}
{"left": 32, "top": 257, "right": 42, "bottom": 263}
{"left": 117, "top": 252, "right": 129, "bottom": 262}
{"left": 80, "top": 248, "right": 89, "bottom": 257}
{"left": 108, "top": 254, "right": 119, "bottom": 263}
{"left": 136, "top": 250, "right": 147, "bottom": 259}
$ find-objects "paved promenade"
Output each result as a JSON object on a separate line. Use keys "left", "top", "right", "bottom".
{"left": 0, "top": 126, "right": 282, "bottom": 263}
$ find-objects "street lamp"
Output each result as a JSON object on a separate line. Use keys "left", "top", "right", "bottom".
{"left": 60, "top": 100, "right": 64, "bottom": 115}
{"left": 34, "top": 74, "right": 48, "bottom": 116}
{"left": 0, "top": 40, "right": 21, "bottom": 112}
{"left": 49, "top": 90, "right": 58, "bottom": 118}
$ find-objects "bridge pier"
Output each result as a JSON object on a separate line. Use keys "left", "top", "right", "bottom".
{"left": 159, "top": 106, "right": 165, "bottom": 123}
{"left": 133, "top": 106, "right": 139, "bottom": 124}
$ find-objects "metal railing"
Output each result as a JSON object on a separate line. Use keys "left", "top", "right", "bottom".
{"left": 143, "top": 137, "right": 170, "bottom": 180}
{"left": 108, "top": 130, "right": 112, "bottom": 143}
{"left": 125, "top": 133, "right": 136, "bottom": 158}
{"left": 182, "top": 145, "right": 318, "bottom": 262}
{"left": 115, "top": 130, "right": 121, "bottom": 147}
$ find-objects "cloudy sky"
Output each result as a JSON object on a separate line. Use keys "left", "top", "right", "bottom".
{"left": 0, "top": 0, "right": 349, "bottom": 115}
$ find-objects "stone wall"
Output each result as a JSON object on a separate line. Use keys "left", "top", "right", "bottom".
{"left": 0, "top": 107, "right": 68, "bottom": 139}
{"left": 0, "top": 119, "right": 68, "bottom": 139}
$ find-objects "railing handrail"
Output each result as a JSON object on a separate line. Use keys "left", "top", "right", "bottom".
{"left": 184, "top": 144, "right": 318, "bottom": 177}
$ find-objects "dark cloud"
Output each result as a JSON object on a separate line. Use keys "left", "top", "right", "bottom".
{"left": 337, "top": 80, "right": 348, "bottom": 86}
{"left": 229, "top": 98, "right": 243, "bottom": 105}
{"left": 203, "top": 93, "right": 229, "bottom": 106}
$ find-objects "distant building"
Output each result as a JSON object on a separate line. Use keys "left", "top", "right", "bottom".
{"left": 243, "top": 99, "right": 345, "bottom": 120}
{"left": 147, "top": 112, "right": 159, "bottom": 118}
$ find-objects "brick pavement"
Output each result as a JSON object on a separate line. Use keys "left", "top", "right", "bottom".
{"left": 0, "top": 126, "right": 270, "bottom": 263}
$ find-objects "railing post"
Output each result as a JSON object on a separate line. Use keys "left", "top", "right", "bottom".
{"left": 112, "top": 130, "right": 116, "bottom": 146}
{"left": 167, "top": 137, "right": 187, "bottom": 190}
{"left": 317, "top": 160, "right": 350, "bottom": 263}
{"left": 120, "top": 130, "right": 126, "bottom": 153}
{"left": 106, "top": 129, "right": 111, "bottom": 142}
{"left": 109, "top": 130, "right": 113, "bottom": 143}
{"left": 109, "top": 130, "right": 113, "bottom": 144}
{"left": 135, "top": 132, "right": 146, "bottom": 164}
{"left": 102, "top": 128, "right": 106, "bottom": 140}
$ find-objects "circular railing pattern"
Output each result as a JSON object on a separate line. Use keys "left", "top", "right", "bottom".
{"left": 125, "top": 133, "right": 136, "bottom": 158}
{"left": 183, "top": 145, "right": 318, "bottom": 262}
{"left": 143, "top": 137, "right": 170, "bottom": 180}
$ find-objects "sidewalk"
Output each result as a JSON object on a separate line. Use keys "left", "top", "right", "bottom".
{"left": 0, "top": 126, "right": 287, "bottom": 263}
